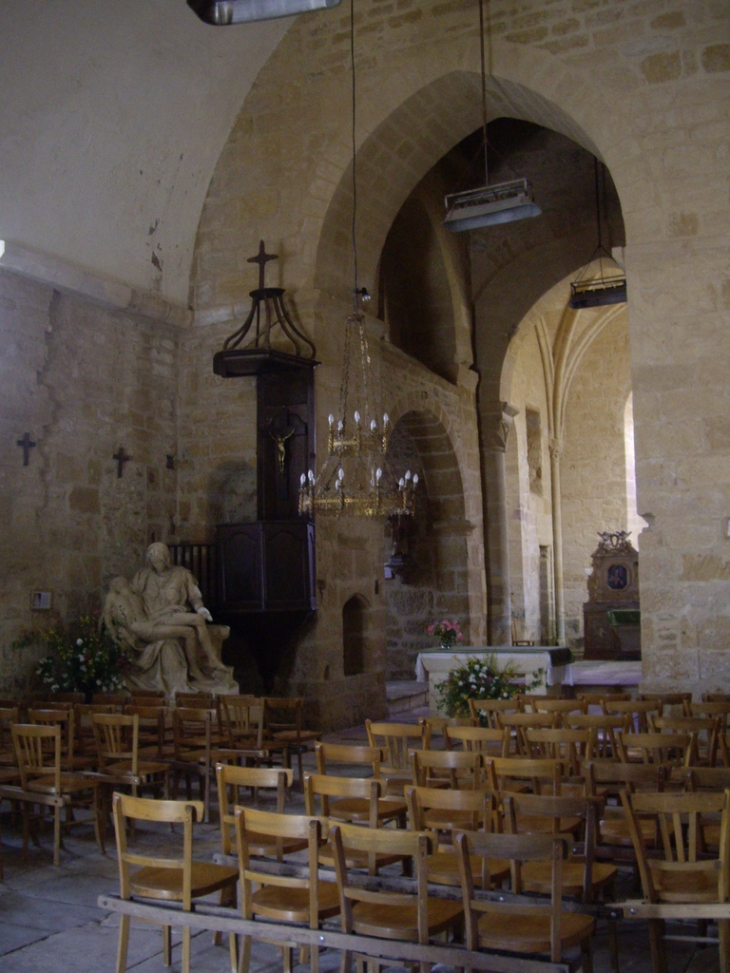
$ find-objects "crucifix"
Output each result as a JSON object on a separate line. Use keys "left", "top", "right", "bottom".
{"left": 16, "top": 432, "right": 36, "bottom": 466}
{"left": 113, "top": 446, "right": 131, "bottom": 478}
{"left": 248, "top": 239, "right": 278, "bottom": 290}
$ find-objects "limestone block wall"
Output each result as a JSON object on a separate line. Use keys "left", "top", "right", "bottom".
{"left": 0, "top": 265, "right": 181, "bottom": 694}
{"left": 560, "top": 314, "right": 633, "bottom": 645}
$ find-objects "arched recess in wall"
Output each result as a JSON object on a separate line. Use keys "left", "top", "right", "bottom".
{"left": 342, "top": 593, "right": 369, "bottom": 677}
{"left": 499, "top": 265, "right": 633, "bottom": 649}
{"left": 383, "top": 408, "right": 469, "bottom": 680}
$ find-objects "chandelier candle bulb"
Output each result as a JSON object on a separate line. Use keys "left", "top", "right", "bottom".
{"left": 370, "top": 419, "right": 377, "bottom": 432}
{"left": 300, "top": 473, "right": 306, "bottom": 486}
{"left": 328, "top": 414, "right": 334, "bottom": 427}
{"left": 376, "top": 468, "right": 382, "bottom": 481}
{"left": 413, "top": 474, "right": 419, "bottom": 485}
{"left": 354, "top": 410, "right": 360, "bottom": 423}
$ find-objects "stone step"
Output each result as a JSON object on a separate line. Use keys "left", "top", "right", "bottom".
{"left": 386, "top": 680, "right": 429, "bottom": 717}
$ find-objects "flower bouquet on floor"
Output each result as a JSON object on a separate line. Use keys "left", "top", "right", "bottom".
{"left": 22, "top": 612, "right": 132, "bottom": 699}
{"left": 427, "top": 618, "right": 464, "bottom": 649}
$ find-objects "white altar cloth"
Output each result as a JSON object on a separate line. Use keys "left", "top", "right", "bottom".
{"left": 415, "top": 646, "right": 574, "bottom": 713}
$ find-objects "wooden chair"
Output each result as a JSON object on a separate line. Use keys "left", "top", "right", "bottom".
{"left": 456, "top": 829, "right": 595, "bottom": 970}
{"left": 405, "top": 783, "right": 510, "bottom": 888}
{"left": 217, "top": 763, "right": 305, "bottom": 859}
{"left": 524, "top": 728, "right": 597, "bottom": 776}
{"left": 28, "top": 706, "right": 95, "bottom": 771}
{"left": 603, "top": 699, "right": 661, "bottom": 732}
{"left": 91, "top": 712, "right": 169, "bottom": 835}
{"left": 484, "top": 757, "right": 581, "bottom": 835}
{"left": 11, "top": 723, "right": 103, "bottom": 866}
{"left": 91, "top": 692, "right": 129, "bottom": 710}
{"left": 650, "top": 714, "right": 720, "bottom": 765}
{"left": 411, "top": 748, "right": 483, "bottom": 790}
{"left": 45, "top": 692, "right": 85, "bottom": 705}
{"left": 504, "top": 793, "right": 616, "bottom": 900}
{"left": 314, "top": 743, "right": 406, "bottom": 827}
{"left": 443, "top": 723, "right": 509, "bottom": 758}
{"left": 583, "top": 760, "right": 668, "bottom": 863}
{"left": 418, "top": 715, "right": 474, "bottom": 748}
{"left": 564, "top": 713, "right": 629, "bottom": 759}
{"left": 331, "top": 820, "right": 464, "bottom": 971}
{"left": 172, "top": 706, "right": 220, "bottom": 821}
{"left": 365, "top": 720, "right": 427, "bottom": 794}
{"left": 576, "top": 692, "right": 632, "bottom": 708}
{"left": 638, "top": 691, "right": 693, "bottom": 715}
{"left": 468, "top": 696, "right": 521, "bottom": 727}
{"left": 113, "top": 793, "right": 238, "bottom": 973}
{"left": 704, "top": 692, "right": 730, "bottom": 703}
{"left": 175, "top": 691, "right": 215, "bottom": 708}
{"left": 621, "top": 787, "right": 730, "bottom": 973}
{"left": 678, "top": 766, "right": 730, "bottom": 851}
{"left": 220, "top": 695, "right": 265, "bottom": 751}
{"left": 304, "top": 772, "right": 405, "bottom": 875}
{"left": 74, "top": 703, "right": 114, "bottom": 760}
{"left": 686, "top": 700, "right": 730, "bottom": 732}
{"left": 496, "top": 711, "right": 558, "bottom": 755}
{"left": 615, "top": 730, "right": 695, "bottom": 767}
{"left": 264, "top": 697, "right": 319, "bottom": 788}
{"left": 123, "top": 703, "right": 172, "bottom": 761}
{"left": 527, "top": 698, "right": 588, "bottom": 720}
{"left": 129, "top": 689, "right": 167, "bottom": 703}
{"left": 235, "top": 807, "right": 339, "bottom": 973}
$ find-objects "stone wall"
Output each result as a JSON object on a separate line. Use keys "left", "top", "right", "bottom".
{"left": 0, "top": 265, "right": 182, "bottom": 694}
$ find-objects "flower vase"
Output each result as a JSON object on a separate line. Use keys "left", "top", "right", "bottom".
{"left": 440, "top": 640, "right": 456, "bottom": 651}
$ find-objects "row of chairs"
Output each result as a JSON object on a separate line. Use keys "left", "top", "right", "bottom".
{"left": 112, "top": 749, "right": 730, "bottom": 973}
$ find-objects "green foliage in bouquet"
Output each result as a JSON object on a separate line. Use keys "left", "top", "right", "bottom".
{"left": 20, "top": 612, "right": 131, "bottom": 697}
{"left": 436, "top": 654, "right": 544, "bottom": 722}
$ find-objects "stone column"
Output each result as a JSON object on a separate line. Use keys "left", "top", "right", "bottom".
{"left": 548, "top": 436, "right": 566, "bottom": 644}
{"left": 479, "top": 403, "right": 518, "bottom": 645}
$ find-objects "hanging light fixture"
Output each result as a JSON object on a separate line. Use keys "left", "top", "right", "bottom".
{"left": 298, "top": 0, "right": 417, "bottom": 520}
{"left": 443, "top": 0, "right": 541, "bottom": 232}
{"left": 568, "top": 158, "right": 627, "bottom": 309}
{"left": 187, "top": 0, "right": 342, "bottom": 25}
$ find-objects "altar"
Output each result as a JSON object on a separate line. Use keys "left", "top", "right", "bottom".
{"left": 415, "top": 646, "right": 574, "bottom": 713}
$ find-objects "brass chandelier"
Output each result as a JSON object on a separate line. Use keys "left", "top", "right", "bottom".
{"left": 298, "top": 0, "right": 417, "bottom": 520}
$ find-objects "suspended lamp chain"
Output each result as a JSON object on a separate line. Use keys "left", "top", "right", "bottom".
{"left": 479, "top": 0, "right": 489, "bottom": 187}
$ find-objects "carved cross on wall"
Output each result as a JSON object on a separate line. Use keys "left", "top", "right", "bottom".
{"left": 247, "top": 240, "right": 277, "bottom": 290}
{"left": 113, "top": 446, "right": 131, "bottom": 478}
{"left": 16, "top": 432, "right": 36, "bottom": 466}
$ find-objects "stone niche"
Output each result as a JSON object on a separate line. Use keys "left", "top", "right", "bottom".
{"left": 583, "top": 531, "right": 640, "bottom": 661}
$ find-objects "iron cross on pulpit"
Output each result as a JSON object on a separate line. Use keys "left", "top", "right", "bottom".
{"left": 16, "top": 432, "right": 36, "bottom": 466}
{"left": 113, "top": 446, "right": 131, "bottom": 478}
{"left": 248, "top": 240, "right": 277, "bottom": 290}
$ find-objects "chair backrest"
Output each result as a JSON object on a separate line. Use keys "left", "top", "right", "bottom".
{"left": 91, "top": 693, "right": 129, "bottom": 710}
{"left": 331, "top": 820, "right": 435, "bottom": 942}
{"left": 28, "top": 706, "right": 76, "bottom": 762}
{"left": 704, "top": 693, "right": 730, "bottom": 703}
{"left": 264, "top": 696, "right": 307, "bottom": 739}
{"left": 615, "top": 730, "right": 695, "bottom": 767}
{"left": 563, "top": 712, "right": 628, "bottom": 759}
{"left": 304, "top": 772, "right": 383, "bottom": 824}
{"left": 523, "top": 727, "right": 596, "bottom": 774}
{"left": 496, "top": 712, "right": 557, "bottom": 755}
{"left": 455, "top": 829, "right": 572, "bottom": 962}
{"left": 315, "top": 742, "right": 385, "bottom": 778}
{"left": 123, "top": 704, "right": 168, "bottom": 759}
{"left": 603, "top": 699, "right": 661, "bottom": 732}
{"left": 47, "top": 692, "right": 85, "bottom": 704}
{"left": 235, "top": 806, "right": 330, "bottom": 926}
{"left": 412, "top": 748, "right": 483, "bottom": 789}
{"left": 365, "top": 720, "right": 426, "bottom": 772}
{"left": 468, "top": 696, "right": 521, "bottom": 727}
{"left": 484, "top": 756, "right": 563, "bottom": 795}
{"left": 92, "top": 712, "right": 140, "bottom": 774}
{"left": 405, "top": 783, "right": 497, "bottom": 833}
{"left": 12, "top": 723, "right": 61, "bottom": 790}
{"left": 527, "top": 699, "right": 588, "bottom": 717}
{"left": 621, "top": 788, "right": 730, "bottom": 904}
{"left": 638, "top": 692, "right": 693, "bottom": 715}
{"left": 583, "top": 759, "right": 667, "bottom": 797}
{"left": 443, "top": 724, "right": 508, "bottom": 758}
{"left": 649, "top": 715, "right": 720, "bottom": 764}
{"left": 216, "top": 762, "right": 293, "bottom": 856}
{"left": 220, "top": 695, "right": 265, "bottom": 749}
{"left": 173, "top": 707, "right": 214, "bottom": 762}
{"left": 687, "top": 700, "right": 730, "bottom": 725}
{"left": 113, "top": 792, "right": 204, "bottom": 910}
{"left": 503, "top": 793, "right": 599, "bottom": 901}
{"left": 418, "top": 715, "right": 474, "bottom": 748}
{"left": 130, "top": 690, "right": 167, "bottom": 702}
{"left": 75, "top": 703, "right": 114, "bottom": 755}
{"left": 576, "top": 692, "right": 632, "bottom": 707}
{"left": 681, "top": 766, "right": 730, "bottom": 791}
{"left": 0, "top": 705, "right": 20, "bottom": 752}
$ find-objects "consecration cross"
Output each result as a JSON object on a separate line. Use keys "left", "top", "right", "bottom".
{"left": 247, "top": 240, "right": 277, "bottom": 290}
{"left": 16, "top": 432, "right": 36, "bottom": 466}
{"left": 113, "top": 446, "right": 131, "bottom": 478}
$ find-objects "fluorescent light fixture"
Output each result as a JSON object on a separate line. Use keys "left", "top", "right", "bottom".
{"left": 443, "top": 178, "right": 541, "bottom": 232}
{"left": 569, "top": 277, "right": 627, "bottom": 309}
{"left": 187, "top": 0, "right": 342, "bottom": 24}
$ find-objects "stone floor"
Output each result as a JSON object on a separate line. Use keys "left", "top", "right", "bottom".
{"left": 0, "top": 726, "right": 721, "bottom": 973}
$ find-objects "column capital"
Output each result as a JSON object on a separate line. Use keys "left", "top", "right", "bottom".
{"left": 481, "top": 402, "right": 519, "bottom": 452}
